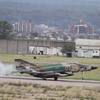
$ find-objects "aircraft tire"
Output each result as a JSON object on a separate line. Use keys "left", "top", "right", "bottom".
{"left": 42, "top": 77, "right": 46, "bottom": 80}
{"left": 81, "top": 78, "right": 84, "bottom": 80}
{"left": 20, "top": 72, "right": 24, "bottom": 74}
{"left": 54, "top": 77, "right": 58, "bottom": 81}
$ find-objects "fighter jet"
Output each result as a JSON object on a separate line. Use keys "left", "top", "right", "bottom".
{"left": 15, "top": 59, "right": 98, "bottom": 80}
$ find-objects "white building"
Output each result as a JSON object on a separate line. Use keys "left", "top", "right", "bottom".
{"left": 13, "top": 20, "right": 34, "bottom": 33}
{"left": 29, "top": 46, "right": 62, "bottom": 56}
{"left": 75, "top": 39, "right": 100, "bottom": 58}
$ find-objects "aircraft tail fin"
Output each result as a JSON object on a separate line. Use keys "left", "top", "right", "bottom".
{"left": 15, "top": 59, "right": 39, "bottom": 74}
{"left": 15, "top": 59, "right": 36, "bottom": 66}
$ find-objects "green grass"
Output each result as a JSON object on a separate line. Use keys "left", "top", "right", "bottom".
{"left": 0, "top": 53, "right": 100, "bottom": 65}
{"left": 0, "top": 53, "right": 100, "bottom": 81}
{"left": 62, "top": 67, "right": 100, "bottom": 81}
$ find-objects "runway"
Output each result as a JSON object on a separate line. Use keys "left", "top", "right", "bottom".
{"left": 0, "top": 76, "right": 100, "bottom": 88}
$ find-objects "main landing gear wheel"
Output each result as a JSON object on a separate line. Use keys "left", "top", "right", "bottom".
{"left": 54, "top": 77, "right": 58, "bottom": 81}
{"left": 20, "top": 72, "right": 24, "bottom": 74}
{"left": 81, "top": 78, "right": 84, "bottom": 80}
{"left": 42, "top": 77, "right": 46, "bottom": 80}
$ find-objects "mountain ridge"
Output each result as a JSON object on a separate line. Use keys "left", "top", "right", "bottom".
{"left": 0, "top": 0, "right": 100, "bottom": 30}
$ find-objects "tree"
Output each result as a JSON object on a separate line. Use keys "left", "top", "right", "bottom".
{"left": 52, "top": 32, "right": 56, "bottom": 38}
{"left": 71, "top": 36, "right": 76, "bottom": 41}
{"left": 46, "top": 36, "right": 50, "bottom": 41}
{"left": 0, "top": 21, "right": 13, "bottom": 39}
{"left": 31, "top": 32, "right": 38, "bottom": 37}
{"left": 63, "top": 35, "right": 68, "bottom": 41}
{"left": 61, "top": 43, "right": 75, "bottom": 56}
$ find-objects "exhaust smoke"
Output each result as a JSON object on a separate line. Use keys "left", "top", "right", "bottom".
{"left": 0, "top": 61, "right": 16, "bottom": 76}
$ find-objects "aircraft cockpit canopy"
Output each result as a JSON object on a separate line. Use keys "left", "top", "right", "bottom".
{"left": 67, "top": 62, "right": 80, "bottom": 65}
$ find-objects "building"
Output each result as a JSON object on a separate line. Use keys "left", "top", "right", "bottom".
{"left": 75, "top": 39, "right": 100, "bottom": 58}
{"left": 68, "top": 20, "right": 94, "bottom": 34}
{"left": 0, "top": 39, "right": 75, "bottom": 56}
{"left": 34, "top": 24, "right": 49, "bottom": 34}
{"left": 12, "top": 19, "right": 34, "bottom": 34}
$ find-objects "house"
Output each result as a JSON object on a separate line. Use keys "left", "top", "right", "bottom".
{"left": 92, "top": 50, "right": 100, "bottom": 58}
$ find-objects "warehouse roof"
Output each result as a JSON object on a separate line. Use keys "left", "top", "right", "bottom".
{"left": 75, "top": 39, "right": 100, "bottom": 46}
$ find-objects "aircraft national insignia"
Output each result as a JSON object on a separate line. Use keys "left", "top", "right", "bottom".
{"left": 65, "top": 67, "right": 68, "bottom": 70}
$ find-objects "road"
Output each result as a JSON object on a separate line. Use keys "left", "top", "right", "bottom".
{"left": 0, "top": 76, "right": 100, "bottom": 88}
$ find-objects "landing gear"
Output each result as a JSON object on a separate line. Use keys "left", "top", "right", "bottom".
{"left": 20, "top": 72, "right": 24, "bottom": 74}
{"left": 54, "top": 77, "right": 58, "bottom": 81}
{"left": 81, "top": 78, "right": 84, "bottom": 80}
{"left": 42, "top": 77, "right": 58, "bottom": 81}
{"left": 42, "top": 77, "right": 46, "bottom": 80}
{"left": 81, "top": 72, "right": 84, "bottom": 80}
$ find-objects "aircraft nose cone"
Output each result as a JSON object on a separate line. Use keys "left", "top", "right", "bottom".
{"left": 91, "top": 66, "right": 98, "bottom": 70}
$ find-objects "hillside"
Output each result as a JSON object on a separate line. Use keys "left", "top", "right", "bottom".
{"left": 0, "top": 1, "right": 100, "bottom": 30}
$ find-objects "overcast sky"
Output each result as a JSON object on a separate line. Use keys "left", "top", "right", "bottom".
{"left": 0, "top": 0, "right": 99, "bottom": 6}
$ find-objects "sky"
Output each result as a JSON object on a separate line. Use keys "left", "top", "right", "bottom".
{"left": 0, "top": 0, "right": 99, "bottom": 6}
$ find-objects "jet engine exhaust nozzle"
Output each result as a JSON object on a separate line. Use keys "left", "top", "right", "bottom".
{"left": 91, "top": 66, "right": 98, "bottom": 70}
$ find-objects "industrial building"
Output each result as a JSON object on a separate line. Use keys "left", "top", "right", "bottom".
{"left": 0, "top": 39, "right": 75, "bottom": 56}
{"left": 0, "top": 39, "right": 99, "bottom": 58}
{"left": 75, "top": 39, "right": 100, "bottom": 58}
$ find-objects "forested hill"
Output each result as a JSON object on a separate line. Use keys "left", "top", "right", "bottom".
{"left": 0, "top": 1, "right": 100, "bottom": 30}
{"left": 0, "top": 0, "right": 100, "bottom": 6}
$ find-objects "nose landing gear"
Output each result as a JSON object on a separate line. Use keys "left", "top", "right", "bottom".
{"left": 81, "top": 71, "right": 84, "bottom": 80}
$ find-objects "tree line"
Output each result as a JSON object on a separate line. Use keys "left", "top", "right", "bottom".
{"left": 0, "top": 1, "right": 100, "bottom": 30}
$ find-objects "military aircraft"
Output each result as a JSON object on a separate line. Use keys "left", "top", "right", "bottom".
{"left": 15, "top": 59, "right": 98, "bottom": 80}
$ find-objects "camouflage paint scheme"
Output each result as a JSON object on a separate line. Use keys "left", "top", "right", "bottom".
{"left": 15, "top": 59, "right": 97, "bottom": 80}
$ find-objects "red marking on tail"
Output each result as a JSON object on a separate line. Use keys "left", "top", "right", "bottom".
{"left": 20, "top": 63, "right": 23, "bottom": 66}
